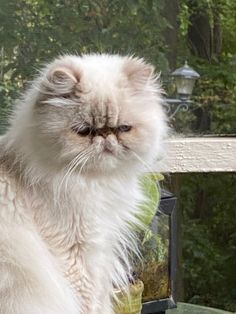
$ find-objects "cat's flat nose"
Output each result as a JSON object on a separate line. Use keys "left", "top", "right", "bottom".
{"left": 96, "top": 127, "right": 112, "bottom": 138}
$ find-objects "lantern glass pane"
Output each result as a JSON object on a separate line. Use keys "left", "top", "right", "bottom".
{"left": 175, "top": 77, "right": 195, "bottom": 97}
{"left": 135, "top": 207, "right": 171, "bottom": 302}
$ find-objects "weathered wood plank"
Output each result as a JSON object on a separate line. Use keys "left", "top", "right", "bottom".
{"left": 156, "top": 137, "right": 236, "bottom": 173}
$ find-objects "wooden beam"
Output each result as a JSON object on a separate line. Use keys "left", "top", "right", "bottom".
{"left": 155, "top": 137, "right": 236, "bottom": 173}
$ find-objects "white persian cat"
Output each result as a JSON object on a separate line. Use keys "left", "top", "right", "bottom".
{"left": 0, "top": 54, "right": 167, "bottom": 314}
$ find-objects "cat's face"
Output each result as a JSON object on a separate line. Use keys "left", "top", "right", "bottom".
{"left": 29, "top": 55, "right": 166, "bottom": 175}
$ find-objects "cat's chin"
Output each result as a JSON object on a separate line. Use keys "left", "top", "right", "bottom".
{"left": 103, "top": 148, "right": 114, "bottom": 155}
{"left": 71, "top": 152, "right": 130, "bottom": 177}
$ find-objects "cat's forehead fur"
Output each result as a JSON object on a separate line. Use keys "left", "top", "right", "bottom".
{"left": 41, "top": 54, "right": 160, "bottom": 125}
{"left": 45, "top": 54, "right": 155, "bottom": 94}
{"left": 48, "top": 54, "right": 152, "bottom": 81}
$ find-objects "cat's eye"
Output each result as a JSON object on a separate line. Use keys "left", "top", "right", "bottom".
{"left": 72, "top": 125, "right": 91, "bottom": 136}
{"left": 118, "top": 125, "right": 132, "bottom": 132}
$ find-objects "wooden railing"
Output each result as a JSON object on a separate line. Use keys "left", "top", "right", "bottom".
{"left": 156, "top": 137, "right": 236, "bottom": 173}
{"left": 155, "top": 136, "right": 236, "bottom": 304}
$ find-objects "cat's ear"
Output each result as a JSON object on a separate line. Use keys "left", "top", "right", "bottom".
{"left": 48, "top": 67, "right": 79, "bottom": 94}
{"left": 49, "top": 67, "right": 78, "bottom": 85}
{"left": 124, "top": 57, "right": 155, "bottom": 88}
{"left": 41, "top": 66, "right": 80, "bottom": 96}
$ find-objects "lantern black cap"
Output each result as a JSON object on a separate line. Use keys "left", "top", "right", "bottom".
{"left": 171, "top": 61, "right": 200, "bottom": 79}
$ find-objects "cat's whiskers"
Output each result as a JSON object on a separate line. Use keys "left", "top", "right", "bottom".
{"left": 60, "top": 152, "right": 92, "bottom": 203}
{"left": 55, "top": 149, "right": 92, "bottom": 204}
{"left": 130, "top": 150, "right": 162, "bottom": 195}
{"left": 63, "top": 148, "right": 93, "bottom": 191}
{"left": 131, "top": 151, "right": 154, "bottom": 174}
{"left": 64, "top": 151, "right": 92, "bottom": 189}
{"left": 77, "top": 153, "right": 92, "bottom": 177}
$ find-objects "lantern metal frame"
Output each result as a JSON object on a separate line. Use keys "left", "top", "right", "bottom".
{"left": 141, "top": 189, "right": 177, "bottom": 314}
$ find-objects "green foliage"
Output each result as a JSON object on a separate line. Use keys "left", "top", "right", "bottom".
{"left": 0, "top": 0, "right": 168, "bottom": 134}
{"left": 173, "top": 56, "right": 236, "bottom": 134}
{"left": 174, "top": 0, "right": 236, "bottom": 135}
{"left": 138, "top": 174, "right": 168, "bottom": 264}
{"left": 139, "top": 174, "right": 162, "bottom": 227}
{"left": 194, "top": 59, "right": 236, "bottom": 134}
{"left": 174, "top": 2, "right": 236, "bottom": 310}
{"left": 179, "top": 173, "right": 236, "bottom": 312}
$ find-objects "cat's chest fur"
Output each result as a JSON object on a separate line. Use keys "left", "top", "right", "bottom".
{"left": 30, "top": 176, "right": 141, "bottom": 301}
{"left": 0, "top": 167, "right": 142, "bottom": 314}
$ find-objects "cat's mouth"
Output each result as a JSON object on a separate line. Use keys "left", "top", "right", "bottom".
{"left": 103, "top": 140, "right": 115, "bottom": 154}
{"left": 103, "top": 147, "right": 114, "bottom": 155}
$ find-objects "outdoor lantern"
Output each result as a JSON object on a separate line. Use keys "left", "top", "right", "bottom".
{"left": 164, "top": 62, "right": 200, "bottom": 118}
{"left": 172, "top": 61, "right": 200, "bottom": 100}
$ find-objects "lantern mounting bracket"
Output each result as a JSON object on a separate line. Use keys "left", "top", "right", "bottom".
{"left": 162, "top": 98, "right": 193, "bottom": 118}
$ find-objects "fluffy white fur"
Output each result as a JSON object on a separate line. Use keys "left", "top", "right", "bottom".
{"left": 0, "top": 54, "right": 167, "bottom": 314}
